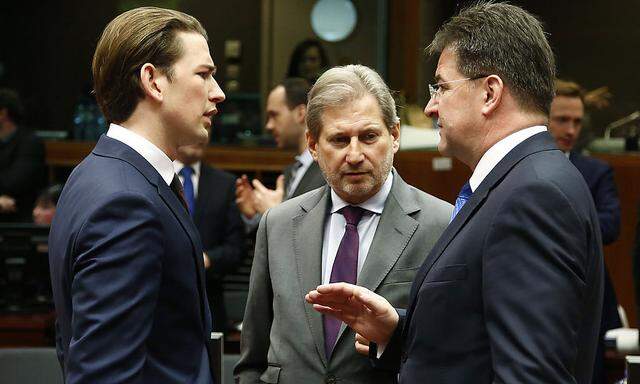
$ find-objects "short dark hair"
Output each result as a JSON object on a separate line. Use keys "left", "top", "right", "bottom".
{"left": 276, "top": 78, "right": 311, "bottom": 110}
{"left": 36, "top": 184, "right": 64, "bottom": 207}
{"left": 92, "top": 7, "right": 208, "bottom": 123}
{"left": 0, "top": 88, "right": 24, "bottom": 123}
{"left": 428, "top": 2, "right": 556, "bottom": 115}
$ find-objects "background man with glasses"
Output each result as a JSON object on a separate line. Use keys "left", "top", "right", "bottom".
{"left": 307, "top": 2, "right": 604, "bottom": 383}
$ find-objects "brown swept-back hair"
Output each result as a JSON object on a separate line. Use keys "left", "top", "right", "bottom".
{"left": 554, "top": 79, "right": 584, "bottom": 102}
{"left": 92, "top": 7, "right": 207, "bottom": 123}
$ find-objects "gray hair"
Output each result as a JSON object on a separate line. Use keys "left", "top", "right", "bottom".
{"left": 306, "top": 64, "right": 399, "bottom": 139}
{"left": 428, "top": 1, "right": 556, "bottom": 116}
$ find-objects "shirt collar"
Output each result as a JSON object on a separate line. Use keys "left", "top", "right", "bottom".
{"left": 173, "top": 160, "right": 201, "bottom": 176}
{"left": 469, "top": 125, "right": 547, "bottom": 192}
{"left": 330, "top": 170, "right": 394, "bottom": 215}
{"left": 295, "top": 148, "right": 314, "bottom": 167}
{"left": 107, "top": 123, "right": 175, "bottom": 186}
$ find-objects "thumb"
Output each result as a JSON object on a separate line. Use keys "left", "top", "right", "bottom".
{"left": 276, "top": 175, "right": 285, "bottom": 192}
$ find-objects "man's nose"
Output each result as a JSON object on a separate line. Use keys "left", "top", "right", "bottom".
{"left": 424, "top": 97, "right": 438, "bottom": 118}
{"left": 346, "top": 138, "right": 365, "bottom": 163}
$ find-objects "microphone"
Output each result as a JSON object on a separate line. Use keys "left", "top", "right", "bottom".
{"left": 604, "top": 111, "right": 640, "bottom": 139}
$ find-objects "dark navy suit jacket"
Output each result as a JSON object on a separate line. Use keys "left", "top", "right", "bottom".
{"left": 377, "top": 132, "right": 604, "bottom": 383}
{"left": 49, "top": 135, "right": 213, "bottom": 383}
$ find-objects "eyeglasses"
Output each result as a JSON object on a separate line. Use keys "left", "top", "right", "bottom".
{"left": 428, "top": 75, "right": 489, "bottom": 101}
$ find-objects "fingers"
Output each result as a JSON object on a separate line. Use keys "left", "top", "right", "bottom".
{"left": 252, "top": 179, "right": 268, "bottom": 193}
{"left": 355, "top": 333, "right": 370, "bottom": 356}
{"left": 275, "top": 175, "right": 285, "bottom": 192}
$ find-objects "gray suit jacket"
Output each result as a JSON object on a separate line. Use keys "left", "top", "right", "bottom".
{"left": 235, "top": 171, "right": 452, "bottom": 384}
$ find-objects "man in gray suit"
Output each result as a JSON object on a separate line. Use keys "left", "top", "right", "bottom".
{"left": 234, "top": 65, "right": 452, "bottom": 383}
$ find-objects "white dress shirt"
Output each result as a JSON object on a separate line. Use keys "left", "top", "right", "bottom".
{"left": 286, "top": 149, "right": 314, "bottom": 198}
{"left": 469, "top": 125, "right": 547, "bottom": 192}
{"left": 321, "top": 171, "right": 394, "bottom": 285}
{"left": 174, "top": 160, "right": 202, "bottom": 198}
{"left": 106, "top": 123, "right": 175, "bottom": 186}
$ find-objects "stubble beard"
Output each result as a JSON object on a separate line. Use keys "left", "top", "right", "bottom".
{"left": 321, "top": 149, "right": 394, "bottom": 203}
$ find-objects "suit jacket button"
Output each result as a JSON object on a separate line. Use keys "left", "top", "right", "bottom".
{"left": 325, "top": 374, "right": 337, "bottom": 384}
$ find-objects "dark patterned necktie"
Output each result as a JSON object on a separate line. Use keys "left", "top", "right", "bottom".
{"left": 323, "top": 205, "right": 366, "bottom": 358}
{"left": 450, "top": 181, "right": 472, "bottom": 222}
{"left": 170, "top": 174, "right": 189, "bottom": 212}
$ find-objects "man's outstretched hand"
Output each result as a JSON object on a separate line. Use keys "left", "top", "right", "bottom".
{"left": 305, "top": 283, "right": 399, "bottom": 349}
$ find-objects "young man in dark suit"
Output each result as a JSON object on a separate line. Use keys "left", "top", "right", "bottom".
{"left": 49, "top": 7, "right": 224, "bottom": 383}
{"left": 174, "top": 139, "right": 245, "bottom": 332}
{"left": 307, "top": 3, "right": 604, "bottom": 383}
{"left": 549, "top": 79, "right": 622, "bottom": 384}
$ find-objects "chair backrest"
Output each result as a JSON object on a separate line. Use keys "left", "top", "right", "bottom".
{"left": 0, "top": 347, "right": 63, "bottom": 384}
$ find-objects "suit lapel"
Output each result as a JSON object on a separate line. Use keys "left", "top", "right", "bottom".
{"left": 292, "top": 186, "right": 331, "bottom": 367}
{"left": 404, "top": 132, "right": 559, "bottom": 333}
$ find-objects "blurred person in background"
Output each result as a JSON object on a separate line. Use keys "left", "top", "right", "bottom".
{"left": 287, "top": 39, "right": 330, "bottom": 84}
{"left": 236, "top": 78, "right": 325, "bottom": 231}
{"left": 174, "top": 136, "right": 245, "bottom": 332}
{"left": 0, "top": 88, "right": 46, "bottom": 222}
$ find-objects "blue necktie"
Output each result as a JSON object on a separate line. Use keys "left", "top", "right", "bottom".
{"left": 179, "top": 166, "right": 196, "bottom": 216}
{"left": 450, "top": 182, "right": 472, "bottom": 222}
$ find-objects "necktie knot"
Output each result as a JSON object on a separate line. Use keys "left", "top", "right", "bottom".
{"left": 179, "top": 166, "right": 194, "bottom": 178}
{"left": 340, "top": 205, "right": 366, "bottom": 227}
{"left": 458, "top": 182, "right": 472, "bottom": 200}
{"left": 450, "top": 182, "right": 472, "bottom": 222}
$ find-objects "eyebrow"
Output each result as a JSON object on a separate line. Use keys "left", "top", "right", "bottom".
{"left": 200, "top": 64, "right": 217, "bottom": 74}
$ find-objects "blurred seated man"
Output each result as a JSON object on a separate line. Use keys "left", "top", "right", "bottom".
{"left": 236, "top": 78, "right": 325, "bottom": 230}
{"left": 32, "top": 184, "right": 63, "bottom": 253}
{"left": 174, "top": 138, "right": 245, "bottom": 332}
{"left": 549, "top": 78, "right": 622, "bottom": 384}
{"left": 0, "top": 88, "right": 46, "bottom": 222}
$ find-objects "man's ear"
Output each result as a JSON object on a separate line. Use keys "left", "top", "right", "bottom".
{"left": 306, "top": 129, "right": 319, "bottom": 160}
{"left": 139, "top": 63, "right": 167, "bottom": 102}
{"left": 294, "top": 104, "right": 307, "bottom": 125}
{"left": 390, "top": 122, "right": 400, "bottom": 154}
{"left": 481, "top": 75, "right": 504, "bottom": 116}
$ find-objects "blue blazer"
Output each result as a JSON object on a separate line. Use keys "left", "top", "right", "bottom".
{"left": 377, "top": 132, "right": 604, "bottom": 383}
{"left": 570, "top": 151, "right": 621, "bottom": 246}
{"left": 49, "top": 135, "right": 213, "bottom": 383}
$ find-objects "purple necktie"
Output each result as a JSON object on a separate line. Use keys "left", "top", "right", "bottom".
{"left": 323, "top": 205, "right": 366, "bottom": 358}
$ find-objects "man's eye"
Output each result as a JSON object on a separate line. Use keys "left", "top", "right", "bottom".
{"left": 199, "top": 72, "right": 210, "bottom": 79}
{"left": 362, "top": 133, "right": 378, "bottom": 142}
{"left": 331, "top": 137, "right": 348, "bottom": 145}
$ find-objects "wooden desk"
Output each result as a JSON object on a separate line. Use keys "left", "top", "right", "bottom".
{"left": 0, "top": 311, "right": 56, "bottom": 347}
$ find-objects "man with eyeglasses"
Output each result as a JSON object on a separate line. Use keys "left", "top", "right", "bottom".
{"left": 306, "top": 2, "right": 603, "bottom": 383}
